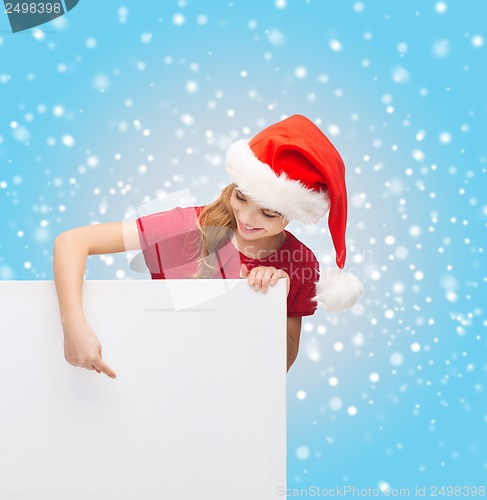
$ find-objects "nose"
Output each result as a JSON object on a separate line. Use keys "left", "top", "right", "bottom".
{"left": 241, "top": 217, "right": 256, "bottom": 226}
{"left": 237, "top": 210, "right": 259, "bottom": 228}
{"left": 235, "top": 200, "right": 265, "bottom": 227}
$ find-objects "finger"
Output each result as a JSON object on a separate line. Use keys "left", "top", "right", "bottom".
{"left": 239, "top": 263, "right": 249, "bottom": 278}
{"left": 247, "top": 266, "right": 258, "bottom": 285}
{"left": 279, "top": 271, "right": 291, "bottom": 296}
{"left": 248, "top": 266, "right": 264, "bottom": 286}
{"left": 250, "top": 267, "right": 275, "bottom": 291}
{"left": 94, "top": 359, "right": 117, "bottom": 379}
{"left": 269, "top": 270, "right": 282, "bottom": 286}
{"left": 259, "top": 268, "right": 277, "bottom": 292}
{"left": 94, "top": 367, "right": 101, "bottom": 374}
{"left": 284, "top": 271, "right": 291, "bottom": 285}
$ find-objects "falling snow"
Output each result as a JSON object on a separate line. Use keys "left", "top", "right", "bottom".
{"left": 1, "top": 0, "right": 485, "bottom": 491}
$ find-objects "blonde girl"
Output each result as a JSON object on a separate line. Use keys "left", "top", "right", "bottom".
{"left": 53, "top": 114, "right": 363, "bottom": 378}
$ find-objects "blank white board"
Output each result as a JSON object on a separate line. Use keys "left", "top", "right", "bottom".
{"left": 0, "top": 280, "right": 287, "bottom": 500}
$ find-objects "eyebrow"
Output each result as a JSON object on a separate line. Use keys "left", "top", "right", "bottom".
{"left": 235, "top": 188, "right": 283, "bottom": 216}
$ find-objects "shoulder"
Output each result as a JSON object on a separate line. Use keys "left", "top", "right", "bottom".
{"left": 139, "top": 205, "right": 203, "bottom": 226}
{"left": 136, "top": 205, "right": 204, "bottom": 245}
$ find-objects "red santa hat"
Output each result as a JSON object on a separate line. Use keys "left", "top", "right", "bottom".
{"left": 225, "top": 114, "right": 363, "bottom": 312}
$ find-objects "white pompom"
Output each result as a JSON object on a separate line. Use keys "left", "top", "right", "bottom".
{"left": 312, "top": 268, "right": 364, "bottom": 313}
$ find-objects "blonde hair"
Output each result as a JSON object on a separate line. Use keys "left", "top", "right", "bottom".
{"left": 188, "top": 183, "right": 238, "bottom": 279}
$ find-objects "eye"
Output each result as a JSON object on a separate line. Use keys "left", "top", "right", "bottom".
{"left": 235, "top": 189, "right": 280, "bottom": 219}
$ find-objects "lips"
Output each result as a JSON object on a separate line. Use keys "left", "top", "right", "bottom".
{"left": 237, "top": 218, "right": 263, "bottom": 233}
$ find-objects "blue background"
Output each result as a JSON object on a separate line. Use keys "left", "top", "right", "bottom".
{"left": 1, "top": 0, "right": 485, "bottom": 495}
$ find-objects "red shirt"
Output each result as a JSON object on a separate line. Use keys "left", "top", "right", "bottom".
{"left": 136, "top": 206, "right": 319, "bottom": 317}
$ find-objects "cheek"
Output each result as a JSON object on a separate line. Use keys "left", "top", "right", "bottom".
{"left": 265, "top": 219, "right": 282, "bottom": 231}
{"left": 229, "top": 199, "right": 238, "bottom": 212}
{"left": 273, "top": 220, "right": 288, "bottom": 232}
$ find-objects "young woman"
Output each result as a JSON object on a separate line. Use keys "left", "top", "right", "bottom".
{"left": 53, "top": 114, "right": 363, "bottom": 379}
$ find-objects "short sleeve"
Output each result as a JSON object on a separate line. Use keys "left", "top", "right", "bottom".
{"left": 136, "top": 206, "right": 201, "bottom": 278}
{"left": 287, "top": 256, "right": 320, "bottom": 317}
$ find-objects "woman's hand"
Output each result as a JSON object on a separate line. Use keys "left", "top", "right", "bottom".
{"left": 240, "top": 263, "right": 291, "bottom": 298}
{"left": 63, "top": 319, "right": 117, "bottom": 379}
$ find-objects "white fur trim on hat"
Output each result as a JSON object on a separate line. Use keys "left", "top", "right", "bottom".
{"left": 312, "top": 268, "right": 364, "bottom": 313}
{"left": 225, "top": 139, "right": 329, "bottom": 224}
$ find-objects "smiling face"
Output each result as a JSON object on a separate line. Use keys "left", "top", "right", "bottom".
{"left": 229, "top": 185, "right": 289, "bottom": 241}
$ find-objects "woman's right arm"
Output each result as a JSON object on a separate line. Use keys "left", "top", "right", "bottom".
{"left": 53, "top": 221, "right": 141, "bottom": 378}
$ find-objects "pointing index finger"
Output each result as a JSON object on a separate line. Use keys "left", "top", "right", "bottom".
{"left": 94, "top": 359, "right": 117, "bottom": 379}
